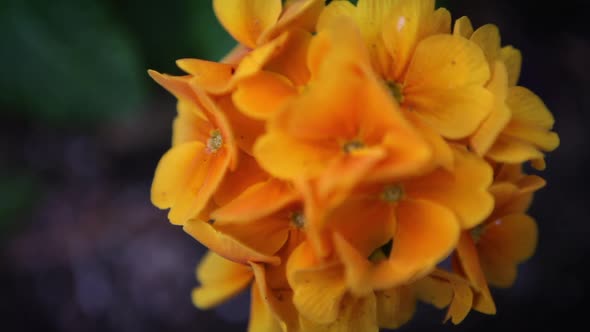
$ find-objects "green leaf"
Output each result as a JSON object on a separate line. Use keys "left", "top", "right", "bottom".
{"left": 0, "top": 0, "right": 146, "bottom": 126}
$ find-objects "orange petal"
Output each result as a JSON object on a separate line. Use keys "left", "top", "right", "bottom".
{"left": 299, "top": 294, "right": 379, "bottom": 332}
{"left": 183, "top": 219, "right": 281, "bottom": 265}
{"left": 151, "top": 142, "right": 206, "bottom": 212}
{"left": 416, "top": 269, "right": 474, "bottom": 324}
{"left": 405, "top": 111, "right": 454, "bottom": 171}
{"left": 213, "top": 0, "right": 282, "bottom": 48}
{"left": 216, "top": 95, "right": 265, "bottom": 156}
{"left": 151, "top": 142, "right": 228, "bottom": 225}
{"left": 478, "top": 213, "right": 538, "bottom": 287}
{"left": 192, "top": 251, "right": 253, "bottom": 309}
{"left": 251, "top": 263, "right": 301, "bottom": 331}
{"left": 148, "top": 70, "right": 201, "bottom": 106}
{"left": 233, "top": 71, "right": 297, "bottom": 120}
{"left": 405, "top": 147, "right": 494, "bottom": 229}
{"left": 168, "top": 149, "right": 230, "bottom": 225}
{"left": 382, "top": 0, "right": 447, "bottom": 80}
{"left": 173, "top": 100, "right": 212, "bottom": 146}
{"left": 287, "top": 242, "right": 347, "bottom": 324}
{"left": 215, "top": 216, "right": 290, "bottom": 256}
{"left": 371, "top": 199, "right": 460, "bottom": 290}
{"left": 176, "top": 59, "right": 236, "bottom": 95}
{"left": 404, "top": 35, "right": 492, "bottom": 139}
{"left": 254, "top": 130, "right": 337, "bottom": 180}
{"left": 264, "top": 29, "right": 313, "bottom": 86}
{"left": 261, "top": 0, "right": 324, "bottom": 44}
{"left": 214, "top": 151, "right": 269, "bottom": 206}
{"left": 470, "top": 61, "right": 511, "bottom": 156}
{"left": 455, "top": 232, "right": 496, "bottom": 314}
{"left": 248, "top": 281, "right": 282, "bottom": 332}
{"left": 213, "top": 179, "right": 299, "bottom": 222}
{"left": 376, "top": 286, "right": 415, "bottom": 329}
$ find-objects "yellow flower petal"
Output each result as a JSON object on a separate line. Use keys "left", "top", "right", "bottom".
{"left": 486, "top": 136, "right": 544, "bottom": 163}
{"left": 248, "top": 281, "right": 283, "bottom": 332}
{"left": 287, "top": 242, "right": 348, "bottom": 324}
{"left": 503, "top": 86, "right": 560, "bottom": 151}
{"left": 470, "top": 24, "right": 501, "bottom": 64}
{"left": 382, "top": 0, "right": 449, "bottom": 80}
{"left": 405, "top": 147, "right": 494, "bottom": 229}
{"left": 376, "top": 286, "right": 415, "bottom": 329}
{"left": 184, "top": 219, "right": 281, "bottom": 265}
{"left": 299, "top": 294, "right": 379, "bottom": 332}
{"left": 416, "top": 269, "right": 474, "bottom": 325}
{"left": 500, "top": 46, "right": 522, "bottom": 86}
{"left": 213, "top": 0, "right": 282, "bottom": 48}
{"left": 316, "top": 0, "right": 356, "bottom": 33}
{"left": 192, "top": 251, "right": 253, "bottom": 309}
{"left": 404, "top": 35, "right": 492, "bottom": 139}
{"left": 251, "top": 263, "right": 301, "bottom": 331}
{"left": 470, "top": 61, "right": 511, "bottom": 155}
{"left": 453, "top": 16, "right": 474, "bottom": 38}
{"left": 233, "top": 71, "right": 297, "bottom": 120}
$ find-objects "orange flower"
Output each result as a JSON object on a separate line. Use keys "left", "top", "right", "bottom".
{"left": 179, "top": 0, "right": 322, "bottom": 96}
{"left": 285, "top": 241, "right": 415, "bottom": 331}
{"left": 454, "top": 17, "right": 560, "bottom": 167}
{"left": 149, "top": 73, "right": 237, "bottom": 225}
{"left": 192, "top": 252, "right": 284, "bottom": 331}
{"left": 414, "top": 268, "right": 475, "bottom": 324}
{"left": 254, "top": 17, "right": 432, "bottom": 186}
{"left": 311, "top": 147, "right": 492, "bottom": 293}
{"left": 318, "top": 0, "right": 493, "bottom": 142}
{"left": 467, "top": 164, "right": 543, "bottom": 287}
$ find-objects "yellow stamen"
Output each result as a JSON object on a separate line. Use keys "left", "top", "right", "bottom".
{"left": 207, "top": 129, "right": 223, "bottom": 152}
{"left": 290, "top": 211, "right": 305, "bottom": 228}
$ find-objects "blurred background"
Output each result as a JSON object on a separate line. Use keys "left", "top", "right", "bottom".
{"left": 0, "top": 0, "right": 588, "bottom": 331}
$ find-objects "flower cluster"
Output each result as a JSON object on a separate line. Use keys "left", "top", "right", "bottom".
{"left": 149, "top": 0, "right": 559, "bottom": 330}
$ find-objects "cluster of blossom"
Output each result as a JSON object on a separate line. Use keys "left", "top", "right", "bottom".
{"left": 149, "top": 0, "right": 559, "bottom": 331}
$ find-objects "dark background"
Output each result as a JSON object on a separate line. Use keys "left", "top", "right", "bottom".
{"left": 1, "top": 0, "right": 588, "bottom": 331}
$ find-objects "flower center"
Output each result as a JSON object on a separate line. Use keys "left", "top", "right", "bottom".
{"left": 470, "top": 223, "right": 486, "bottom": 243}
{"left": 290, "top": 211, "right": 305, "bottom": 228}
{"left": 386, "top": 81, "right": 404, "bottom": 104}
{"left": 207, "top": 129, "right": 223, "bottom": 152}
{"left": 342, "top": 139, "right": 365, "bottom": 154}
{"left": 381, "top": 184, "right": 404, "bottom": 203}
